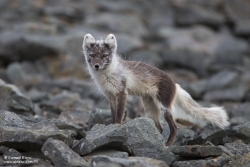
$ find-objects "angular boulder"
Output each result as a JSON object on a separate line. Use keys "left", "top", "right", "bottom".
{"left": 42, "top": 138, "right": 88, "bottom": 167}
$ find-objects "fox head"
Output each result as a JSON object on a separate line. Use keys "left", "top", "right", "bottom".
{"left": 82, "top": 34, "right": 117, "bottom": 71}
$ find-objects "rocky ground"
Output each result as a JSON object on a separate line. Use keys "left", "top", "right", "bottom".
{"left": 0, "top": 0, "right": 250, "bottom": 167}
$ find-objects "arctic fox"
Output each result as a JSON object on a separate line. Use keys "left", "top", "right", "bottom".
{"left": 82, "top": 33, "right": 230, "bottom": 146}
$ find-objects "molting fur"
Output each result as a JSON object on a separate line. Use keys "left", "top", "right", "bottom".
{"left": 82, "top": 33, "right": 230, "bottom": 146}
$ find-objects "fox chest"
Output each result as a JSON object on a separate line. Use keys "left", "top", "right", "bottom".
{"left": 94, "top": 74, "right": 125, "bottom": 95}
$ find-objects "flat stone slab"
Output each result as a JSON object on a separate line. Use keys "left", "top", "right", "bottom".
{"left": 72, "top": 124, "right": 128, "bottom": 155}
{"left": 171, "top": 145, "right": 222, "bottom": 157}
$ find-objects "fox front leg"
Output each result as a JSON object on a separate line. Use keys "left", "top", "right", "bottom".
{"left": 108, "top": 91, "right": 127, "bottom": 124}
{"left": 115, "top": 91, "right": 127, "bottom": 124}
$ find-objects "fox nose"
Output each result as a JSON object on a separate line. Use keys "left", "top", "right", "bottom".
{"left": 94, "top": 64, "right": 99, "bottom": 69}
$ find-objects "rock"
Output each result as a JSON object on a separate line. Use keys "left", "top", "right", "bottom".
{"left": 205, "top": 70, "right": 239, "bottom": 91}
{"left": 26, "top": 88, "right": 49, "bottom": 103}
{"left": 207, "top": 51, "right": 246, "bottom": 70}
{"left": 3, "top": 148, "right": 22, "bottom": 159}
{"left": 41, "top": 6, "right": 84, "bottom": 21}
{"left": 83, "top": 149, "right": 129, "bottom": 162}
{"left": 174, "top": 128, "right": 195, "bottom": 146}
{"left": 124, "top": 118, "right": 176, "bottom": 165}
{"left": 72, "top": 124, "right": 128, "bottom": 156}
{"left": 0, "top": 31, "right": 61, "bottom": 64}
{"left": 0, "top": 79, "right": 34, "bottom": 112}
{"left": 234, "top": 21, "right": 250, "bottom": 36}
{"left": 129, "top": 157, "right": 169, "bottom": 167}
{"left": 159, "top": 26, "right": 248, "bottom": 73}
{"left": 0, "top": 125, "right": 76, "bottom": 151}
{"left": 19, "top": 151, "right": 54, "bottom": 167}
{"left": 129, "top": 50, "right": 163, "bottom": 68}
{"left": 224, "top": 140, "right": 250, "bottom": 157}
{"left": 161, "top": 49, "right": 208, "bottom": 77}
{"left": 41, "top": 91, "right": 93, "bottom": 114}
{"left": 204, "top": 84, "right": 248, "bottom": 101}
{"left": 87, "top": 109, "right": 112, "bottom": 130}
{"left": 173, "top": 2, "right": 225, "bottom": 27}
{"left": 116, "top": 34, "right": 144, "bottom": 54}
{"left": 59, "top": 109, "right": 91, "bottom": 128}
{"left": 51, "top": 119, "right": 86, "bottom": 139}
{"left": 188, "top": 122, "right": 250, "bottom": 145}
{"left": 172, "top": 153, "right": 230, "bottom": 167}
{"left": 0, "top": 111, "right": 77, "bottom": 150}
{"left": 6, "top": 61, "right": 46, "bottom": 86}
{"left": 42, "top": 138, "right": 88, "bottom": 167}
{"left": 85, "top": 13, "right": 147, "bottom": 37}
{"left": 229, "top": 152, "right": 250, "bottom": 167}
{"left": 187, "top": 125, "right": 225, "bottom": 145}
{"left": 171, "top": 145, "right": 222, "bottom": 158}
{"left": 229, "top": 102, "right": 250, "bottom": 124}
{"left": 91, "top": 155, "right": 168, "bottom": 167}
{"left": 224, "top": 0, "right": 250, "bottom": 36}
{"left": 183, "top": 79, "right": 207, "bottom": 99}
{"left": 228, "top": 122, "right": 250, "bottom": 144}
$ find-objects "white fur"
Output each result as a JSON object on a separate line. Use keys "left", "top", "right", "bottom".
{"left": 105, "top": 34, "right": 117, "bottom": 53}
{"left": 172, "top": 84, "right": 230, "bottom": 129}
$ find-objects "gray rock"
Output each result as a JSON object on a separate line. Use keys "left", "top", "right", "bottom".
{"left": 0, "top": 79, "right": 34, "bottom": 112}
{"left": 87, "top": 109, "right": 112, "bottom": 130}
{"left": 41, "top": 91, "right": 85, "bottom": 114}
{"left": 229, "top": 152, "right": 250, "bottom": 167}
{"left": 187, "top": 125, "right": 225, "bottom": 145}
{"left": 116, "top": 34, "right": 143, "bottom": 54}
{"left": 174, "top": 128, "right": 195, "bottom": 146}
{"left": 208, "top": 51, "right": 245, "bottom": 70}
{"left": 83, "top": 149, "right": 129, "bottom": 162}
{"left": 59, "top": 109, "right": 91, "bottom": 128}
{"left": 51, "top": 119, "right": 86, "bottom": 139}
{"left": 161, "top": 49, "right": 208, "bottom": 76}
{"left": 159, "top": 26, "right": 248, "bottom": 69}
{"left": 3, "top": 148, "right": 22, "bottom": 159}
{"left": 26, "top": 88, "right": 49, "bottom": 103}
{"left": 224, "top": 0, "right": 250, "bottom": 36}
{"left": 72, "top": 124, "right": 128, "bottom": 156}
{"left": 129, "top": 157, "right": 169, "bottom": 167}
{"left": 6, "top": 62, "right": 26, "bottom": 86}
{"left": 0, "top": 111, "right": 78, "bottom": 150}
{"left": 205, "top": 70, "right": 239, "bottom": 91}
{"left": 234, "top": 21, "right": 250, "bottom": 36}
{"left": 129, "top": 50, "right": 163, "bottom": 67}
{"left": 0, "top": 31, "right": 60, "bottom": 64}
{"left": 85, "top": 13, "right": 147, "bottom": 37}
{"left": 0, "top": 125, "right": 76, "bottom": 151}
{"left": 224, "top": 140, "right": 250, "bottom": 158}
{"left": 174, "top": 3, "right": 225, "bottom": 27}
{"left": 172, "top": 154, "right": 230, "bottom": 167}
{"left": 171, "top": 145, "right": 222, "bottom": 158}
{"left": 188, "top": 122, "right": 250, "bottom": 145}
{"left": 124, "top": 118, "right": 176, "bottom": 165}
{"left": 91, "top": 155, "right": 167, "bottom": 167}
{"left": 229, "top": 102, "right": 250, "bottom": 124}
{"left": 183, "top": 79, "right": 207, "bottom": 99}
{"left": 41, "top": 6, "right": 83, "bottom": 21}
{"left": 204, "top": 84, "right": 248, "bottom": 101}
{"left": 42, "top": 138, "right": 88, "bottom": 167}
{"left": 6, "top": 61, "right": 46, "bottom": 86}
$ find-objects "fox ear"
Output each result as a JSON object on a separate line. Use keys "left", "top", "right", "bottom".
{"left": 83, "top": 34, "right": 95, "bottom": 50}
{"left": 105, "top": 34, "right": 117, "bottom": 53}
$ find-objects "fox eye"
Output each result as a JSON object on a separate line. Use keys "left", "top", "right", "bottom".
{"left": 103, "top": 54, "right": 108, "bottom": 58}
{"left": 89, "top": 53, "right": 94, "bottom": 57}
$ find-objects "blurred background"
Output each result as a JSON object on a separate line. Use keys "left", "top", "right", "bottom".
{"left": 0, "top": 0, "right": 250, "bottom": 127}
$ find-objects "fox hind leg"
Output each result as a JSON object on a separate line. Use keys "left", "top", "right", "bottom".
{"left": 142, "top": 96, "right": 163, "bottom": 134}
